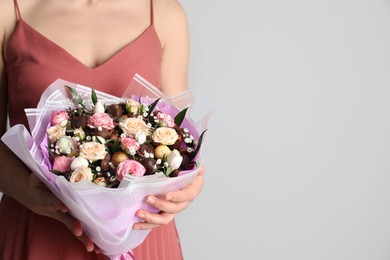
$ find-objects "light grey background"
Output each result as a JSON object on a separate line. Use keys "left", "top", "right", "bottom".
{"left": 176, "top": 0, "right": 390, "bottom": 259}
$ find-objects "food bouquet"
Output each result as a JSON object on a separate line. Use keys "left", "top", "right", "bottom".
{"left": 1, "top": 74, "right": 211, "bottom": 259}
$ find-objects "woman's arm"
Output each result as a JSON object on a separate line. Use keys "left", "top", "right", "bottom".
{"left": 133, "top": 0, "right": 205, "bottom": 230}
{"left": 0, "top": 0, "right": 96, "bottom": 252}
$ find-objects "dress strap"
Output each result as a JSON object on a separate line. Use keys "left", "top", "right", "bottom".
{"left": 150, "top": 0, "right": 154, "bottom": 25}
{"left": 13, "top": 0, "right": 22, "bottom": 20}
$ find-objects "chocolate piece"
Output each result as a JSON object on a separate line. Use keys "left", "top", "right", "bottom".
{"left": 137, "top": 143, "right": 155, "bottom": 158}
{"left": 141, "top": 158, "right": 157, "bottom": 175}
{"left": 94, "top": 127, "right": 111, "bottom": 139}
{"left": 111, "top": 151, "right": 129, "bottom": 167}
{"left": 107, "top": 104, "right": 124, "bottom": 117}
{"left": 71, "top": 116, "right": 88, "bottom": 128}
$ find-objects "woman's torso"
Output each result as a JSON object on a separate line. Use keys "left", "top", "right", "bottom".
{"left": 0, "top": 0, "right": 183, "bottom": 259}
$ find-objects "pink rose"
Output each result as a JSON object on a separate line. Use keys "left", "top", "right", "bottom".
{"left": 52, "top": 156, "right": 72, "bottom": 172}
{"left": 120, "top": 137, "right": 140, "bottom": 155}
{"left": 51, "top": 110, "right": 69, "bottom": 127}
{"left": 87, "top": 113, "right": 115, "bottom": 130}
{"left": 116, "top": 160, "right": 146, "bottom": 181}
{"left": 157, "top": 112, "right": 175, "bottom": 127}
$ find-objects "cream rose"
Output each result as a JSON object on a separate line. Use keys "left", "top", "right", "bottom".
{"left": 125, "top": 99, "right": 141, "bottom": 114}
{"left": 70, "top": 167, "right": 93, "bottom": 183}
{"left": 47, "top": 125, "right": 66, "bottom": 143}
{"left": 79, "top": 142, "right": 107, "bottom": 162}
{"left": 152, "top": 127, "right": 178, "bottom": 145}
{"left": 119, "top": 118, "right": 149, "bottom": 137}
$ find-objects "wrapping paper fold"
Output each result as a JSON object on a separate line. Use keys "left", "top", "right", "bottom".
{"left": 1, "top": 74, "right": 211, "bottom": 259}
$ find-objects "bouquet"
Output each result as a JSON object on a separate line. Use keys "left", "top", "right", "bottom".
{"left": 1, "top": 74, "right": 211, "bottom": 259}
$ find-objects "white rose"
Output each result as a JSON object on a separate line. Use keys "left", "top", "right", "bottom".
{"left": 135, "top": 131, "right": 147, "bottom": 144}
{"left": 119, "top": 118, "right": 149, "bottom": 137}
{"left": 152, "top": 127, "right": 178, "bottom": 145}
{"left": 70, "top": 167, "right": 93, "bottom": 183}
{"left": 79, "top": 142, "right": 107, "bottom": 162}
{"left": 94, "top": 100, "right": 105, "bottom": 114}
{"left": 167, "top": 149, "right": 183, "bottom": 170}
{"left": 71, "top": 156, "right": 89, "bottom": 170}
{"left": 56, "top": 136, "right": 73, "bottom": 155}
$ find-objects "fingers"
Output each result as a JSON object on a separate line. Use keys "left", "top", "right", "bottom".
{"left": 164, "top": 165, "right": 205, "bottom": 202}
{"left": 54, "top": 211, "right": 83, "bottom": 236}
{"left": 76, "top": 233, "right": 95, "bottom": 252}
{"left": 133, "top": 210, "right": 175, "bottom": 230}
{"left": 54, "top": 211, "right": 96, "bottom": 252}
{"left": 28, "top": 174, "right": 96, "bottom": 253}
{"left": 145, "top": 196, "right": 189, "bottom": 214}
{"left": 164, "top": 175, "right": 204, "bottom": 203}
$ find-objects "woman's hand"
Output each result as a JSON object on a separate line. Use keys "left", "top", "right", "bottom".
{"left": 133, "top": 165, "right": 205, "bottom": 230}
{"left": 26, "top": 174, "right": 99, "bottom": 253}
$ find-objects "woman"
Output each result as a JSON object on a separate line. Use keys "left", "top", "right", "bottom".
{"left": 0, "top": 0, "right": 204, "bottom": 259}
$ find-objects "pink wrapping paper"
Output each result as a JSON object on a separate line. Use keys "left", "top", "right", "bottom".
{"left": 1, "top": 74, "right": 211, "bottom": 259}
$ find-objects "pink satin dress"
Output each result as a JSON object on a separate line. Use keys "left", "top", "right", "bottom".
{"left": 0, "top": 0, "right": 184, "bottom": 259}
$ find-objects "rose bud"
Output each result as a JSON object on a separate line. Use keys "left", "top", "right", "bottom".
{"left": 53, "top": 156, "right": 72, "bottom": 173}
{"left": 71, "top": 116, "right": 88, "bottom": 128}
{"left": 56, "top": 136, "right": 74, "bottom": 155}
{"left": 135, "top": 131, "right": 147, "bottom": 144}
{"left": 154, "top": 145, "right": 171, "bottom": 159}
{"left": 69, "top": 167, "right": 93, "bottom": 183}
{"left": 111, "top": 151, "right": 129, "bottom": 167}
{"left": 141, "top": 158, "right": 157, "bottom": 175}
{"left": 73, "top": 127, "right": 86, "bottom": 141}
{"left": 167, "top": 149, "right": 183, "bottom": 171}
{"left": 126, "top": 99, "right": 141, "bottom": 114}
{"left": 106, "top": 104, "right": 124, "bottom": 117}
{"left": 70, "top": 156, "right": 89, "bottom": 170}
{"left": 94, "top": 100, "right": 105, "bottom": 114}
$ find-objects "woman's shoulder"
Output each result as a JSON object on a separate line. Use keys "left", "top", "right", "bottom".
{"left": 154, "top": 0, "right": 189, "bottom": 48}
{"left": 0, "top": 0, "right": 19, "bottom": 50}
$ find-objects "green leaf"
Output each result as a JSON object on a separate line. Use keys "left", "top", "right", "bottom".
{"left": 91, "top": 88, "right": 98, "bottom": 106}
{"left": 112, "top": 138, "right": 120, "bottom": 153}
{"left": 165, "top": 167, "right": 173, "bottom": 177}
{"left": 193, "top": 129, "right": 208, "bottom": 158}
{"left": 65, "top": 85, "right": 83, "bottom": 106}
{"left": 51, "top": 169, "right": 65, "bottom": 176}
{"left": 147, "top": 98, "right": 161, "bottom": 117}
{"left": 94, "top": 136, "right": 103, "bottom": 144}
{"left": 174, "top": 107, "right": 189, "bottom": 127}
